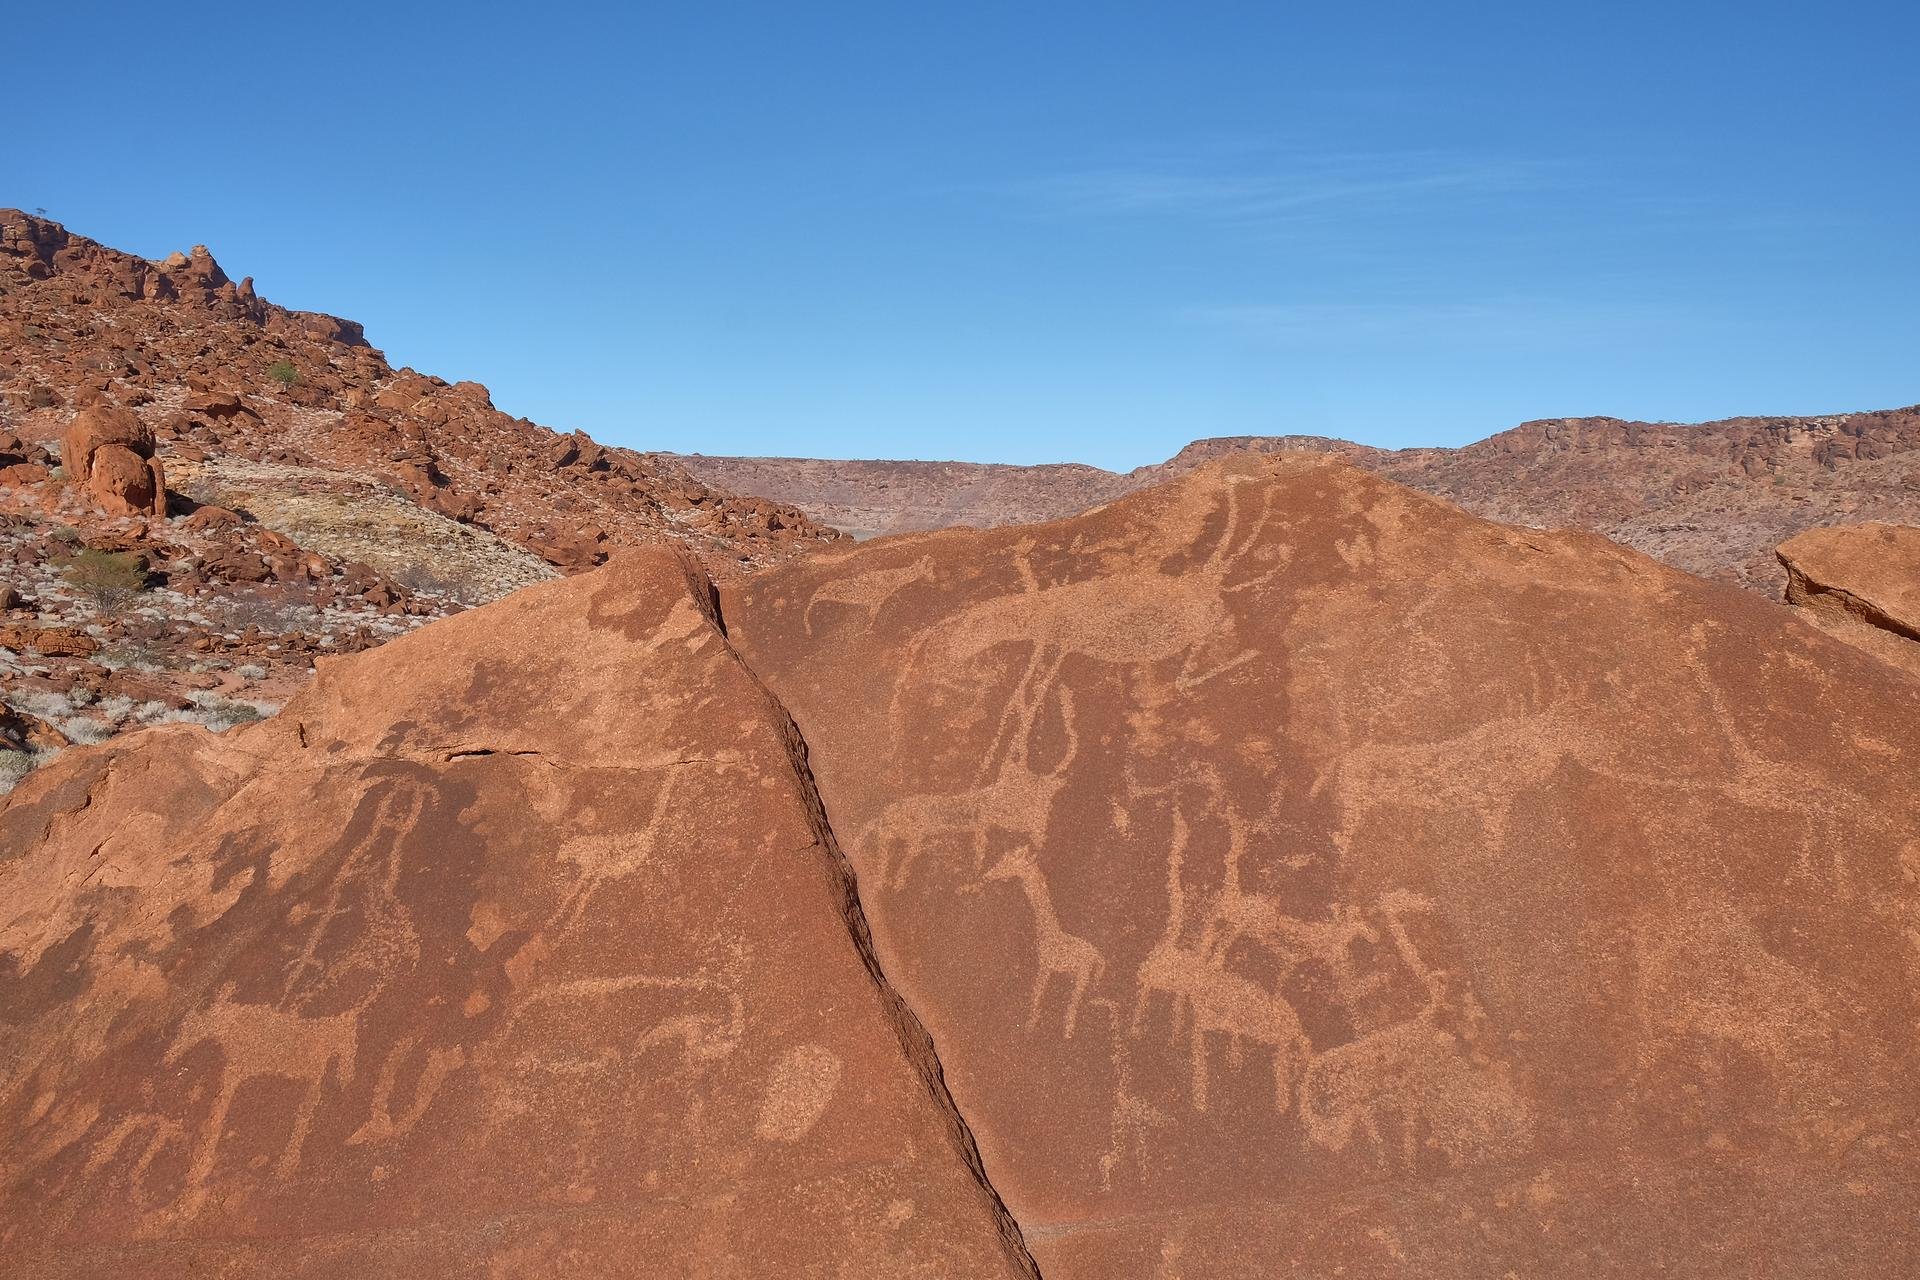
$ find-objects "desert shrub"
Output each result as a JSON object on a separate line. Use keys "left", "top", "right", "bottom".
{"left": 188, "top": 693, "right": 267, "bottom": 731}
{"left": 0, "top": 749, "right": 38, "bottom": 796}
{"left": 98, "top": 644, "right": 161, "bottom": 673}
{"left": 61, "top": 718, "right": 113, "bottom": 745}
{"left": 8, "top": 689, "right": 77, "bottom": 722}
{"left": 63, "top": 548, "right": 149, "bottom": 610}
{"left": 392, "top": 561, "right": 462, "bottom": 599}
{"left": 266, "top": 360, "right": 301, "bottom": 390}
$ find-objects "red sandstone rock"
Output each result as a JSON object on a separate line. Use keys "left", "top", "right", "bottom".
{"left": 0, "top": 552, "right": 1035, "bottom": 1278}
{"left": 722, "top": 457, "right": 1920, "bottom": 1277}
{"left": 0, "top": 706, "right": 66, "bottom": 753}
{"left": 0, "top": 625, "right": 98, "bottom": 657}
{"left": 1778, "top": 522, "right": 1920, "bottom": 676}
{"left": 60, "top": 404, "right": 166, "bottom": 517}
{"left": 182, "top": 389, "right": 251, "bottom": 419}
{"left": 101, "top": 668, "right": 193, "bottom": 709}
{"left": 180, "top": 503, "right": 242, "bottom": 531}
{"left": 204, "top": 550, "right": 271, "bottom": 582}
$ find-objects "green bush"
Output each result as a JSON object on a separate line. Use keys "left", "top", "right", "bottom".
{"left": 191, "top": 696, "right": 265, "bottom": 731}
{"left": 266, "top": 360, "right": 301, "bottom": 390}
{"left": 63, "top": 548, "right": 149, "bottom": 610}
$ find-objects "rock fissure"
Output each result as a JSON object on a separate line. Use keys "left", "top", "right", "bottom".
{"left": 707, "top": 588, "right": 1044, "bottom": 1279}
{"left": 1785, "top": 574, "right": 1920, "bottom": 646}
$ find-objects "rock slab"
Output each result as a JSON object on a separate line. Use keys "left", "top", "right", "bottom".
{"left": 0, "top": 551, "right": 1034, "bottom": 1279}
{"left": 726, "top": 456, "right": 1920, "bottom": 1277}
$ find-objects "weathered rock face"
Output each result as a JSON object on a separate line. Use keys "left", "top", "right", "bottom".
{"left": 725, "top": 457, "right": 1920, "bottom": 1277}
{"left": 0, "top": 552, "right": 1035, "bottom": 1278}
{"left": 1778, "top": 522, "right": 1920, "bottom": 676}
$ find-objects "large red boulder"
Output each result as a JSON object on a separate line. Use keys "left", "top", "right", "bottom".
{"left": 60, "top": 405, "right": 166, "bottom": 517}
{"left": 725, "top": 457, "right": 1920, "bottom": 1278}
{"left": 0, "top": 551, "right": 1036, "bottom": 1278}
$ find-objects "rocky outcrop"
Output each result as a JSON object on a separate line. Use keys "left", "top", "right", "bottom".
{"left": 60, "top": 403, "right": 166, "bottom": 517}
{"left": 0, "top": 207, "right": 839, "bottom": 576}
{"left": 1778, "top": 522, "right": 1920, "bottom": 675}
{"left": 725, "top": 457, "right": 1920, "bottom": 1277}
{"left": 0, "top": 551, "right": 1036, "bottom": 1278}
{"left": 0, "top": 208, "right": 846, "bottom": 758}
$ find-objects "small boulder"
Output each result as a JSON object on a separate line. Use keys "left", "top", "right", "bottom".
{"left": 181, "top": 504, "right": 243, "bottom": 532}
{"left": 0, "top": 624, "right": 98, "bottom": 658}
{"left": 0, "top": 462, "right": 50, "bottom": 487}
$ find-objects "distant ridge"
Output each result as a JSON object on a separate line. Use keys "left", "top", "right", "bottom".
{"left": 675, "top": 405, "right": 1920, "bottom": 591}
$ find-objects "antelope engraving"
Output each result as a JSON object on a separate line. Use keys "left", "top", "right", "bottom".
{"left": 982, "top": 846, "right": 1106, "bottom": 1037}
{"left": 164, "top": 985, "right": 360, "bottom": 1213}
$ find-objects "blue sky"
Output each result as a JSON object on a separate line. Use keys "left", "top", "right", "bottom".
{"left": 16, "top": 2, "right": 1918, "bottom": 468}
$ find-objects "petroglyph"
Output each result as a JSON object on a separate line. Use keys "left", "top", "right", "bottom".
{"left": 279, "top": 778, "right": 427, "bottom": 1005}
{"left": 78, "top": 1112, "right": 187, "bottom": 1213}
{"left": 857, "top": 687, "right": 1080, "bottom": 892}
{"left": 803, "top": 554, "right": 935, "bottom": 635}
{"left": 347, "top": 1033, "right": 467, "bottom": 1146}
{"left": 911, "top": 481, "right": 1284, "bottom": 785}
{"left": 755, "top": 1044, "right": 844, "bottom": 1141}
{"left": 1131, "top": 934, "right": 1313, "bottom": 1114}
{"left": 1096, "top": 1033, "right": 1173, "bottom": 1193}
{"left": 1293, "top": 892, "right": 1530, "bottom": 1169}
{"left": 1299, "top": 1017, "right": 1526, "bottom": 1169}
{"left": 503, "top": 971, "right": 746, "bottom": 1073}
{"left": 983, "top": 848, "right": 1106, "bottom": 1037}
{"left": 1130, "top": 809, "right": 1313, "bottom": 1114}
{"left": 548, "top": 773, "right": 683, "bottom": 931}
{"left": 163, "top": 985, "right": 360, "bottom": 1214}
{"left": 1122, "top": 777, "right": 1522, "bottom": 1170}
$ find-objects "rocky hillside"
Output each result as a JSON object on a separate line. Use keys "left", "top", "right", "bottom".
{"left": 6, "top": 457, "right": 1916, "bottom": 1275}
{"left": 671, "top": 454, "right": 1130, "bottom": 541}
{"left": 675, "top": 406, "right": 1920, "bottom": 592}
{"left": 0, "top": 211, "right": 838, "bottom": 771}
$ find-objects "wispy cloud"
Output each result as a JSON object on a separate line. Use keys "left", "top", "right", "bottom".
{"left": 997, "top": 148, "right": 1551, "bottom": 231}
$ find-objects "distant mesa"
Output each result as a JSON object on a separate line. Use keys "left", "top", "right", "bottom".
{"left": 672, "top": 405, "right": 1920, "bottom": 595}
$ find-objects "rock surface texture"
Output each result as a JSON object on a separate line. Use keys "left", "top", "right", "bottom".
{"left": 724, "top": 457, "right": 1920, "bottom": 1277}
{"left": 1777, "top": 521, "right": 1920, "bottom": 676}
{"left": 0, "top": 552, "right": 1033, "bottom": 1278}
